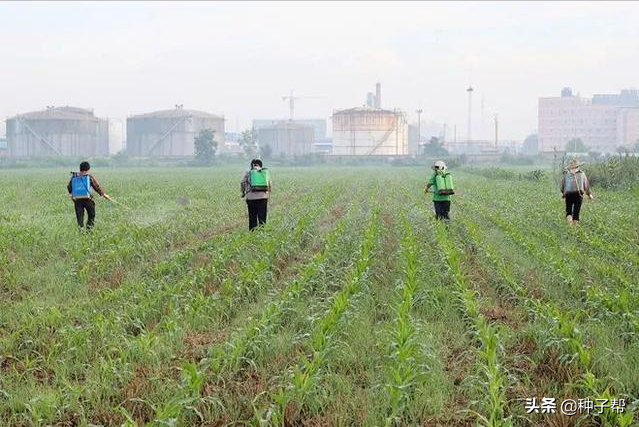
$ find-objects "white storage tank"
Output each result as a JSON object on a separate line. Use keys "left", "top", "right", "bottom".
{"left": 331, "top": 107, "right": 408, "bottom": 156}
{"left": 126, "top": 107, "right": 225, "bottom": 157}
{"left": 7, "top": 106, "right": 109, "bottom": 157}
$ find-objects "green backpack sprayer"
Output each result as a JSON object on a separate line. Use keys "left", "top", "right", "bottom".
{"left": 249, "top": 168, "right": 270, "bottom": 192}
{"left": 435, "top": 171, "right": 455, "bottom": 195}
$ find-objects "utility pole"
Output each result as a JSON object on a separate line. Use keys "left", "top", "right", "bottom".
{"left": 467, "top": 86, "right": 474, "bottom": 142}
{"left": 416, "top": 109, "right": 423, "bottom": 150}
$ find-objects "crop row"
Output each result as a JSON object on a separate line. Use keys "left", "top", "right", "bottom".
{"left": 458, "top": 195, "right": 639, "bottom": 336}
{"left": 382, "top": 216, "right": 429, "bottom": 426}
{"left": 454, "top": 207, "right": 636, "bottom": 427}
{"left": 477, "top": 189, "right": 638, "bottom": 288}
{"left": 207, "top": 217, "right": 348, "bottom": 377}
{"left": 0, "top": 188, "right": 340, "bottom": 426}
{"left": 255, "top": 206, "right": 381, "bottom": 426}
{"left": 116, "top": 189, "right": 344, "bottom": 426}
{"left": 431, "top": 217, "right": 513, "bottom": 427}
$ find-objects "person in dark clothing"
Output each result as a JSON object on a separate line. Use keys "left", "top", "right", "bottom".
{"left": 67, "top": 161, "right": 111, "bottom": 229}
{"left": 240, "top": 159, "right": 272, "bottom": 230}
{"left": 560, "top": 158, "right": 594, "bottom": 225}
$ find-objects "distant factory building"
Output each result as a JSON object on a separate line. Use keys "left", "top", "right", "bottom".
{"left": 538, "top": 88, "right": 639, "bottom": 153}
{"left": 257, "top": 121, "right": 315, "bottom": 156}
{"left": 332, "top": 108, "right": 408, "bottom": 156}
{"left": 7, "top": 106, "right": 109, "bottom": 157}
{"left": 253, "top": 119, "right": 327, "bottom": 140}
{"left": 126, "top": 106, "right": 224, "bottom": 157}
{"left": 331, "top": 83, "right": 409, "bottom": 156}
{"left": 0, "top": 137, "right": 7, "bottom": 157}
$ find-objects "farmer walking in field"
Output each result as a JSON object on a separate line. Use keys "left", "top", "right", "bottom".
{"left": 67, "top": 161, "right": 111, "bottom": 230}
{"left": 561, "top": 158, "right": 594, "bottom": 225}
{"left": 425, "top": 160, "right": 455, "bottom": 220}
{"left": 241, "top": 159, "right": 272, "bottom": 230}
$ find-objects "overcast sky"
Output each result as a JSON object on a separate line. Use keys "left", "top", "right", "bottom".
{"left": 1, "top": 1, "right": 638, "bottom": 141}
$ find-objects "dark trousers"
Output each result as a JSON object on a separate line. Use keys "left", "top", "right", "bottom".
{"left": 434, "top": 201, "right": 451, "bottom": 220}
{"left": 565, "top": 192, "right": 583, "bottom": 221}
{"left": 74, "top": 199, "right": 96, "bottom": 229}
{"left": 247, "top": 199, "right": 268, "bottom": 230}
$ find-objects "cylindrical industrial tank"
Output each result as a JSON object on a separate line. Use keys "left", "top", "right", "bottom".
{"left": 7, "top": 106, "right": 109, "bottom": 157}
{"left": 126, "top": 108, "right": 225, "bottom": 157}
{"left": 331, "top": 107, "right": 408, "bottom": 156}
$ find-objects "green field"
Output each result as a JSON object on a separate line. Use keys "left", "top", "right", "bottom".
{"left": 1, "top": 166, "right": 638, "bottom": 427}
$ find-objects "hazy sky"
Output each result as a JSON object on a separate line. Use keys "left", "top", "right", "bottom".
{"left": 1, "top": 1, "right": 638, "bottom": 141}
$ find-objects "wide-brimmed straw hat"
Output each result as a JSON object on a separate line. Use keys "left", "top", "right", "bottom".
{"left": 567, "top": 158, "right": 585, "bottom": 169}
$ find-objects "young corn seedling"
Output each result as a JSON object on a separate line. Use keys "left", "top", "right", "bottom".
{"left": 433, "top": 219, "right": 513, "bottom": 427}
{"left": 384, "top": 217, "right": 423, "bottom": 426}
{"left": 456, "top": 202, "right": 637, "bottom": 425}
{"left": 208, "top": 218, "right": 347, "bottom": 375}
{"left": 256, "top": 209, "right": 380, "bottom": 426}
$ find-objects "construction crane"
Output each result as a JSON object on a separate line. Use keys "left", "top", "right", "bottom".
{"left": 282, "top": 90, "right": 323, "bottom": 121}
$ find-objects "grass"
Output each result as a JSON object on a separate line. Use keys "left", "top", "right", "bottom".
{"left": 0, "top": 166, "right": 637, "bottom": 426}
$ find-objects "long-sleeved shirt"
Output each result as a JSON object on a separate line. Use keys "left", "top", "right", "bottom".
{"left": 560, "top": 170, "right": 592, "bottom": 196}
{"left": 241, "top": 170, "right": 272, "bottom": 201}
{"left": 67, "top": 173, "right": 105, "bottom": 199}
{"left": 427, "top": 171, "right": 452, "bottom": 202}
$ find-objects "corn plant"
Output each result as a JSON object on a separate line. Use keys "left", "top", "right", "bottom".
{"left": 209, "top": 217, "right": 348, "bottom": 375}
{"left": 433, "top": 218, "right": 513, "bottom": 427}
{"left": 256, "top": 208, "right": 381, "bottom": 426}
{"left": 383, "top": 216, "right": 424, "bottom": 426}
{"left": 455, "top": 206, "right": 637, "bottom": 426}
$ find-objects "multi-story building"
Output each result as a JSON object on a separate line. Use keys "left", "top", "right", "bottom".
{"left": 617, "top": 108, "right": 639, "bottom": 148}
{"left": 538, "top": 88, "right": 639, "bottom": 153}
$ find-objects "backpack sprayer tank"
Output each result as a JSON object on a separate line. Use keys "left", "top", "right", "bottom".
{"left": 249, "top": 168, "right": 270, "bottom": 192}
{"left": 70, "top": 172, "right": 92, "bottom": 200}
{"left": 435, "top": 172, "right": 455, "bottom": 195}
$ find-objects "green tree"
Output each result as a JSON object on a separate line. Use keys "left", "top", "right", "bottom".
{"left": 566, "top": 138, "right": 589, "bottom": 153}
{"left": 422, "top": 137, "right": 449, "bottom": 157}
{"left": 239, "top": 128, "right": 259, "bottom": 158}
{"left": 194, "top": 129, "right": 217, "bottom": 165}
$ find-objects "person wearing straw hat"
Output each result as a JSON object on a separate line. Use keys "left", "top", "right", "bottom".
{"left": 425, "top": 160, "right": 454, "bottom": 220}
{"left": 560, "top": 158, "right": 594, "bottom": 225}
